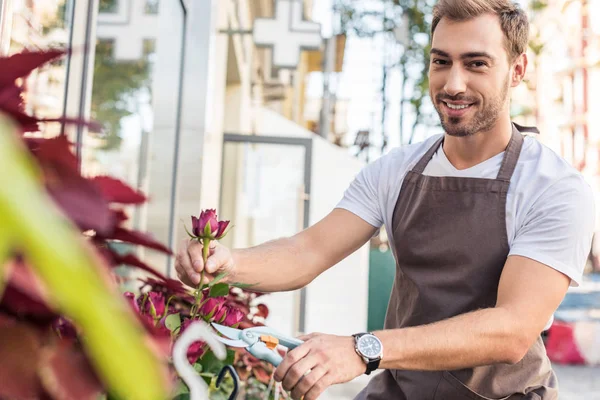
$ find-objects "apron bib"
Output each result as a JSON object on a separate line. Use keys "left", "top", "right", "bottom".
{"left": 355, "top": 124, "right": 557, "bottom": 400}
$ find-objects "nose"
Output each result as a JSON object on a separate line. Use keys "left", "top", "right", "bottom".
{"left": 443, "top": 66, "right": 467, "bottom": 97}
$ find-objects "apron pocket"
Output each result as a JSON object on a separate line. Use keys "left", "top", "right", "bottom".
{"left": 434, "top": 371, "right": 511, "bottom": 400}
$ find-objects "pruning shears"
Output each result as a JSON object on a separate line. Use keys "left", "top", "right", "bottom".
{"left": 211, "top": 323, "right": 304, "bottom": 366}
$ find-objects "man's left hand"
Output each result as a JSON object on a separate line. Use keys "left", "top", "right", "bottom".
{"left": 274, "top": 333, "right": 366, "bottom": 400}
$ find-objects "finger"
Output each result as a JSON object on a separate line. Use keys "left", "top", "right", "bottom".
{"left": 177, "top": 239, "right": 200, "bottom": 284}
{"left": 174, "top": 262, "right": 195, "bottom": 287}
{"left": 187, "top": 240, "right": 205, "bottom": 273}
{"left": 274, "top": 343, "right": 311, "bottom": 382}
{"left": 304, "top": 374, "right": 332, "bottom": 400}
{"left": 205, "top": 244, "right": 230, "bottom": 274}
{"left": 291, "top": 365, "right": 327, "bottom": 400}
{"left": 282, "top": 354, "right": 319, "bottom": 392}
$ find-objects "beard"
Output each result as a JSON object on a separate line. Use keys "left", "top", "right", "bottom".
{"left": 432, "top": 76, "right": 510, "bottom": 137}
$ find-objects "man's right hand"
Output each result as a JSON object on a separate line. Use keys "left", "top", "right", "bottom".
{"left": 174, "top": 239, "right": 236, "bottom": 287}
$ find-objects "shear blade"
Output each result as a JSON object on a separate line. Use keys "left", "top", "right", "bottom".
{"left": 211, "top": 323, "right": 247, "bottom": 348}
{"left": 214, "top": 336, "right": 248, "bottom": 347}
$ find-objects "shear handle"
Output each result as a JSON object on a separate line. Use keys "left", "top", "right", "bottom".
{"left": 248, "top": 341, "right": 284, "bottom": 366}
{"left": 246, "top": 327, "right": 304, "bottom": 350}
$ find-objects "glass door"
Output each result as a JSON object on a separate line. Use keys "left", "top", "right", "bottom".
{"left": 220, "top": 134, "right": 312, "bottom": 335}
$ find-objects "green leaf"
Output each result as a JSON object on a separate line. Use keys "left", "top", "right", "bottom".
{"left": 207, "top": 271, "right": 228, "bottom": 287}
{"left": 164, "top": 313, "right": 181, "bottom": 332}
{"left": 182, "top": 223, "right": 197, "bottom": 239}
{"left": 0, "top": 227, "right": 13, "bottom": 299}
{"left": 209, "top": 283, "right": 230, "bottom": 297}
{"left": 198, "top": 349, "right": 235, "bottom": 375}
{"left": 204, "top": 222, "right": 212, "bottom": 237}
{"left": 172, "top": 379, "right": 191, "bottom": 396}
{"left": 0, "top": 115, "right": 168, "bottom": 399}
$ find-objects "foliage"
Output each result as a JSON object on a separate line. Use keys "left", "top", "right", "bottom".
{"left": 0, "top": 49, "right": 168, "bottom": 399}
{"left": 0, "top": 49, "right": 280, "bottom": 399}
{"left": 334, "top": 0, "right": 438, "bottom": 145}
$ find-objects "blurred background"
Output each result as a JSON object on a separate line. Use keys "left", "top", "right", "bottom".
{"left": 1, "top": 0, "right": 600, "bottom": 398}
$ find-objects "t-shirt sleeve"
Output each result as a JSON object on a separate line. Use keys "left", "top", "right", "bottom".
{"left": 335, "top": 156, "right": 384, "bottom": 229}
{"left": 509, "top": 175, "right": 595, "bottom": 286}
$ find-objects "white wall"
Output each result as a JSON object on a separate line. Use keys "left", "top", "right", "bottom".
{"left": 305, "top": 136, "right": 369, "bottom": 335}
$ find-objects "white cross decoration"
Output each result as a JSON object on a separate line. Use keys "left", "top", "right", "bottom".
{"left": 253, "top": 0, "right": 322, "bottom": 70}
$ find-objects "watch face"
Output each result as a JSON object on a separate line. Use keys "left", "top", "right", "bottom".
{"left": 358, "top": 335, "right": 382, "bottom": 358}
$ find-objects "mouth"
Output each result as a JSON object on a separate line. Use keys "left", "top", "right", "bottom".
{"left": 441, "top": 101, "right": 475, "bottom": 118}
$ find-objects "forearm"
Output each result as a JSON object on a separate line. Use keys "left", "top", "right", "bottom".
{"left": 227, "top": 235, "right": 322, "bottom": 292}
{"left": 376, "top": 307, "right": 531, "bottom": 371}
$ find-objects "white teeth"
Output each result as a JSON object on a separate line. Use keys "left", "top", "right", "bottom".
{"left": 445, "top": 103, "right": 470, "bottom": 110}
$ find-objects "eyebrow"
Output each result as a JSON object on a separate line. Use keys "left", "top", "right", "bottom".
{"left": 430, "top": 48, "right": 496, "bottom": 61}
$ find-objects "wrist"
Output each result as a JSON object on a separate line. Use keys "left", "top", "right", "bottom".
{"left": 353, "top": 332, "right": 383, "bottom": 375}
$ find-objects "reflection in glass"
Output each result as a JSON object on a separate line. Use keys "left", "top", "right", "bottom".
{"left": 99, "top": 0, "right": 118, "bottom": 14}
{"left": 145, "top": 0, "right": 159, "bottom": 15}
{"left": 82, "top": 38, "right": 154, "bottom": 229}
{"left": 220, "top": 141, "right": 306, "bottom": 334}
{"left": 86, "top": 0, "right": 185, "bottom": 273}
{"left": 9, "top": 0, "right": 72, "bottom": 138}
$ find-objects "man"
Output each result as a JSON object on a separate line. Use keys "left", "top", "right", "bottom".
{"left": 175, "top": 0, "right": 595, "bottom": 398}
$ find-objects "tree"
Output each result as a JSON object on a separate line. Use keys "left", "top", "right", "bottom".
{"left": 334, "top": 0, "right": 438, "bottom": 148}
{"left": 90, "top": 40, "right": 153, "bottom": 150}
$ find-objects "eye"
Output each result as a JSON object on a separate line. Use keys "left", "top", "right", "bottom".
{"left": 432, "top": 59, "right": 449, "bottom": 66}
{"left": 469, "top": 60, "right": 488, "bottom": 68}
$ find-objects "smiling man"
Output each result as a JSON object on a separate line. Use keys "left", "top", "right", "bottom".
{"left": 175, "top": 0, "right": 595, "bottom": 399}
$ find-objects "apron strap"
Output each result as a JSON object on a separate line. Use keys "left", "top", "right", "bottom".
{"left": 512, "top": 122, "right": 540, "bottom": 134}
{"left": 496, "top": 123, "right": 528, "bottom": 182}
{"left": 411, "top": 122, "right": 535, "bottom": 179}
{"left": 411, "top": 137, "right": 444, "bottom": 174}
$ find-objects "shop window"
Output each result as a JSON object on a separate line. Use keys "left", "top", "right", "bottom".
{"left": 144, "top": 0, "right": 159, "bottom": 15}
{"left": 8, "top": 0, "right": 73, "bottom": 138}
{"left": 99, "top": 0, "right": 118, "bottom": 14}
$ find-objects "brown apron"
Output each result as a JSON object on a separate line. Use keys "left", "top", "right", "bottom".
{"left": 355, "top": 123, "right": 558, "bottom": 400}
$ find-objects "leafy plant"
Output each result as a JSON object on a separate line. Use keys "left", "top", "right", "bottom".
{"left": 0, "top": 48, "right": 284, "bottom": 400}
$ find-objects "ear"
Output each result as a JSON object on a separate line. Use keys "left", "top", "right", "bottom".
{"left": 511, "top": 53, "right": 527, "bottom": 87}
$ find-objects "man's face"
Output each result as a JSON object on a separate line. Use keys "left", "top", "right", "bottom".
{"left": 429, "top": 14, "right": 520, "bottom": 137}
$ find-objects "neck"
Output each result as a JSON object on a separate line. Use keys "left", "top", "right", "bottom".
{"left": 442, "top": 117, "right": 513, "bottom": 170}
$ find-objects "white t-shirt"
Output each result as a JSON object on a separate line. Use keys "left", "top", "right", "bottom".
{"left": 337, "top": 134, "right": 595, "bottom": 288}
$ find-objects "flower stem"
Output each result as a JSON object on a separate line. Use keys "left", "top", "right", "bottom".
{"left": 191, "top": 239, "right": 211, "bottom": 319}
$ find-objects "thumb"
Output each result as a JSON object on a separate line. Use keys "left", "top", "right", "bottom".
{"left": 205, "top": 244, "right": 231, "bottom": 274}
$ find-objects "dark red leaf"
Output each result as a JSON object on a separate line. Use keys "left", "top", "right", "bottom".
{"left": 29, "top": 135, "right": 115, "bottom": 234}
{"left": 111, "top": 252, "right": 168, "bottom": 280}
{"left": 39, "top": 341, "right": 104, "bottom": 400}
{"left": 140, "top": 277, "right": 193, "bottom": 299}
{"left": 91, "top": 176, "right": 147, "bottom": 204}
{"left": 2, "top": 103, "right": 102, "bottom": 132}
{"left": 252, "top": 366, "right": 272, "bottom": 384}
{"left": 0, "top": 322, "right": 44, "bottom": 399}
{"left": 0, "top": 261, "right": 57, "bottom": 323}
{"left": 0, "top": 49, "right": 65, "bottom": 88}
{"left": 256, "top": 304, "right": 269, "bottom": 319}
{"left": 104, "top": 227, "right": 172, "bottom": 254}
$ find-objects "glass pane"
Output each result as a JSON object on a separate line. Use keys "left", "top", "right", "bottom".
{"left": 8, "top": 0, "right": 73, "bottom": 138}
{"left": 220, "top": 141, "right": 307, "bottom": 335}
{"left": 83, "top": 0, "right": 184, "bottom": 245}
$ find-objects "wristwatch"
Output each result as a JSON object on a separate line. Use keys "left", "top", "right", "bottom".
{"left": 352, "top": 332, "right": 383, "bottom": 375}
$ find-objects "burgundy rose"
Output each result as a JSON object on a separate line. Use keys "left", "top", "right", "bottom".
{"left": 222, "top": 306, "right": 244, "bottom": 327}
{"left": 199, "top": 296, "right": 225, "bottom": 319}
{"left": 190, "top": 209, "right": 230, "bottom": 240}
